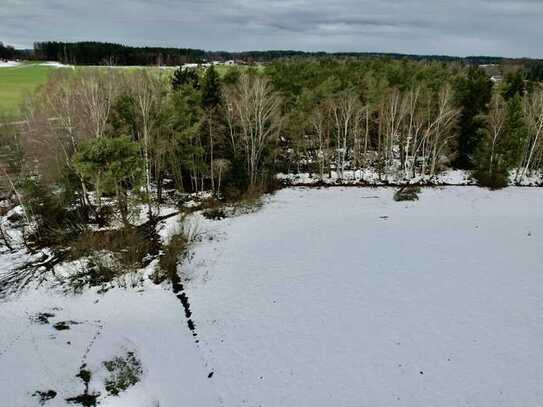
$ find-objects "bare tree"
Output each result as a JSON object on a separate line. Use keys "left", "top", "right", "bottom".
{"left": 21, "top": 69, "right": 126, "bottom": 211}
{"left": 309, "top": 104, "right": 332, "bottom": 180}
{"left": 214, "top": 158, "right": 231, "bottom": 194}
{"left": 423, "top": 85, "right": 460, "bottom": 176}
{"left": 327, "top": 91, "right": 363, "bottom": 179}
{"left": 225, "top": 73, "right": 283, "bottom": 186}
{"left": 132, "top": 70, "right": 167, "bottom": 211}
{"left": 77, "top": 69, "right": 118, "bottom": 139}
{"left": 484, "top": 93, "right": 507, "bottom": 176}
{"left": 520, "top": 88, "right": 543, "bottom": 179}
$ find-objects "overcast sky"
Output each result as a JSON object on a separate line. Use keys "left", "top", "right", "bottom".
{"left": 2, "top": 0, "right": 542, "bottom": 58}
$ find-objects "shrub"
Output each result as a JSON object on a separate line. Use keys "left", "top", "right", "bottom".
{"left": 67, "top": 254, "right": 123, "bottom": 292}
{"left": 20, "top": 177, "right": 86, "bottom": 249}
{"left": 394, "top": 186, "right": 421, "bottom": 201}
{"left": 473, "top": 164, "right": 510, "bottom": 189}
{"left": 202, "top": 208, "right": 226, "bottom": 220}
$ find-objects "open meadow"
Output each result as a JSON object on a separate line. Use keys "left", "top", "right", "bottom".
{"left": 0, "top": 63, "right": 59, "bottom": 115}
{"left": 0, "top": 62, "right": 249, "bottom": 117}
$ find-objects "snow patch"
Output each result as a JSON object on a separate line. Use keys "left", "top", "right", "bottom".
{"left": 0, "top": 61, "right": 20, "bottom": 68}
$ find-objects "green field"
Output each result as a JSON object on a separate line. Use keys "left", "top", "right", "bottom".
{"left": 0, "top": 64, "right": 60, "bottom": 116}
{"left": 0, "top": 64, "right": 174, "bottom": 116}
{"left": 0, "top": 63, "right": 256, "bottom": 118}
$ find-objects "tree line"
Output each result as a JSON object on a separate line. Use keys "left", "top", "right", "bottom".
{"left": 23, "top": 41, "right": 543, "bottom": 66}
{"left": 269, "top": 59, "right": 543, "bottom": 188}
{"left": 33, "top": 41, "right": 208, "bottom": 66}
{"left": 0, "top": 42, "right": 19, "bottom": 60}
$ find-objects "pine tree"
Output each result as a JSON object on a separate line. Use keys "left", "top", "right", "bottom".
{"left": 474, "top": 94, "right": 528, "bottom": 188}
{"left": 453, "top": 67, "right": 493, "bottom": 169}
{"left": 171, "top": 68, "right": 200, "bottom": 90}
{"left": 201, "top": 66, "right": 222, "bottom": 109}
{"left": 74, "top": 136, "right": 144, "bottom": 226}
{"left": 502, "top": 71, "right": 525, "bottom": 100}
{"left": 200, "top": 66, "right": 223, "bottom": 192}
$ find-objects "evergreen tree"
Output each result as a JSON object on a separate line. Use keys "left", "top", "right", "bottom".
{"left": 453, "top": 66, "right": 493, "bottom": 169}
{"left": 201, "top": 66, "right": 222, "bottom": 109}
{"left": 0, "top": 42, "right": 17, "bottom": 60}
{"left": 502, "top": 71, "right": 526, "bottom": 100}
{"left": 172, "top": 68, "right": 200, "bottom": 90}
{"left": 200, "top": 66, "right": 223, "bottom": 193}
{"left": 525, "top": 62, "right": 543, "bottom": 83}
{"left": 74, "top": 136, "right": 144, "bottom": 226}
{"left": 474, "top": 94, "right": 528, "bottom": 188}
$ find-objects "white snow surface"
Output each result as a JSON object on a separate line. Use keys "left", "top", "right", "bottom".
{"left": 2, "top": 187, "right": 543, "bottom": 406}
{"left": 38, "top": 62, "right": 74, "bottom": 68}
{"left": 0, "top": 285, "right": 218, "bottom": 407}
{"left": 277, "top": 169, "right": 543, "bottom": 186}
{"left": 0, "top": 61, "right": 20, "bottom": 68}
{"left": 185, "top": 187, "right": 543, "bottom": 406}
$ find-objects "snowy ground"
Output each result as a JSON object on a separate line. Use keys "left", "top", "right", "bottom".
{"left": 0, "top": 61, "right": 21, "bottom": 68}
{"left": 2, "top": 187, "right": 543, "bottom": 406}
{"left": 277, "top": 169, "right": 543, "bottom": 186}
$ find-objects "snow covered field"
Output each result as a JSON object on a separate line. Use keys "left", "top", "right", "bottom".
{"left": 2, "top": 187, "right": 543, "bottom": 406}
{"left": 0, "top": 61, "right": 21, "bottom": 68}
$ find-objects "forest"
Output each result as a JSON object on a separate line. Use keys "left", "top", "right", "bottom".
{"left": 32, "top": 41, "right": 208, "bottom": 66}
{"left": 0, "top": 58, "right": 542, "bottom": 264}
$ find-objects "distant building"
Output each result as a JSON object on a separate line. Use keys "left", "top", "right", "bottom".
{"left": 490, "top": 75, "right": 503, "bottom": 83}
{"left": 182, "top": 63, "right": 199, "bottom": 70}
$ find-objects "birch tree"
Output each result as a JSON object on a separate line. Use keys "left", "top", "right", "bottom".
{"left": 225, "top": 73, "right": 283, "bottom": 187}
{"left": 132, "top": 70, "right": 166, "bottom": 211}
{"left": 519, "top": 89, "right": 543, "bottom": 179}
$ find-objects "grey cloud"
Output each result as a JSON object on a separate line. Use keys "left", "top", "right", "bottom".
{"left": 1, "top": 0, "right": 542, "bottom": 57}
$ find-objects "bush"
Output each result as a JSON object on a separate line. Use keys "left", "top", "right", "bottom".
{"left": 72, "top": 224, "right": 160, "bottom": 268}
{"left": 473, "top": 165, "right": 510, "bottom": 189}
{"left": 67, "top": 222, "right": 161, "bottom": 290}
{"left": 20, "top": 177, "right": 86, "bottom": 248}
{"left": 394, "top": 186, "right": 421, "bottom": 201}
{"left": 68, "top": 254, "right": 123, "bottom": 292}
{"left": 202, "top": 208, "right": 226, "bottom": 220}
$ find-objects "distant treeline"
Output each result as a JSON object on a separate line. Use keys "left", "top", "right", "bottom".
{"left": 33, "top": 41, "right": 207, "bottom": 65}
{"left": 0, "top": 42, "right": 19, "bottom": 60}
{"left": 3, "top": 40, "right": 543, "bottom": 79}
{"left": 27, "top": 41, "right": 543, "bottom": 66}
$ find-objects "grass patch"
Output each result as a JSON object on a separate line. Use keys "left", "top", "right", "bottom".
{"left": 103, "top": 351, "right": 143, "bottom": 396}
{"left": 72, "top": 224, "right": 160, "bottom": 268}
{"left": 67, "top": 223, "right": 161, "bottom": 291}
{"left": 0, "top": 64, "right": 171, "bottom": 116}
{"left": 0, "top": 64, "right": 57, "bottom": 115}
{"left": 0, "top": 63, "right": 258, "bottom": 116}
{"left": 67, "top": 253, "right": 126, "bottom": 293}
